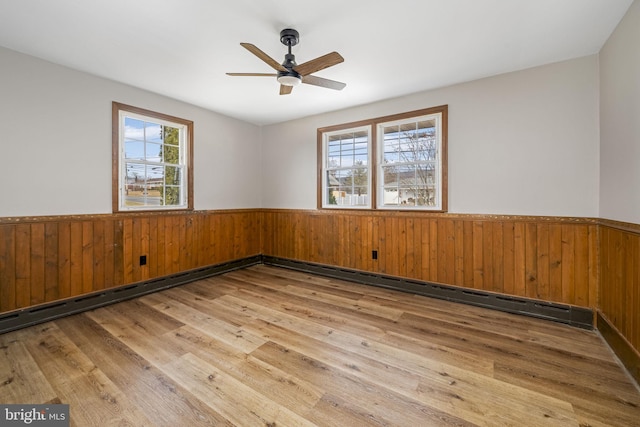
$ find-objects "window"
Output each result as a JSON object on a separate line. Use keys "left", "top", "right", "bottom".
{"left": 112, "top": 102, "right": 193, "bottom": 212}
{"left": 319, "top": 105, "right": 447, "bottom": 211}
{"left": 322, "top": 126, "right": 372, "bottom": 208}
{"left": 378, "top": 114, "right": 443, "bottom": 209}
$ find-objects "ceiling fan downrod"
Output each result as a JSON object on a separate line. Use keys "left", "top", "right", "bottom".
{"left": 278, "top": 28, "right": 301, "bottom": 84}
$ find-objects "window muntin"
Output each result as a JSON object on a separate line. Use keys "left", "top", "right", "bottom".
{"left": 322, "top": 126, "right": 372, "bottom": 208}
{"left": 377, "top": 114, "right": 442, "bottom": 210}
{"left": 113, "top": 103, "right": 193, "bottom": 212}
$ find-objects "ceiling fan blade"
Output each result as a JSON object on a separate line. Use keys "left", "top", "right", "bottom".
{"left": 226, "top": 73, "right": 277, "bottom": 77}
{"left": 302, "top": 75, "right": 346, "bottom": 91}
{"left": 240, "top": 43, "right": 287, "bottom": 72}
{"left": 280, "top": 84, "right": 293, "bottom": 95}
{"left": 294, "top": 52, "right": 344, "bottom": 76}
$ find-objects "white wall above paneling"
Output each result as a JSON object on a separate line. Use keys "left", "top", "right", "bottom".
{"left": 261, "top": 56, "right": 600, "bottom": 217}
{"left": 3, "top": 0, "right": 638, "bottom": 221}
{"left": 599, "top": 0, "right": 640, "bottom": 224}
{"left": 0, "top": 47, "right": 262, "bottom": 217}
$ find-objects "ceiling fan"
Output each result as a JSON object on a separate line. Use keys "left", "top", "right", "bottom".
{"left": 226, "top": 28, "right": 346, "bottom": 95}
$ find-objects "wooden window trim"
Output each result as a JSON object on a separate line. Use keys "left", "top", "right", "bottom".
{"left": 317, "top": 105, "right": 448, "bottom": 212}
{"left": 112, "top": 102, "right": 194, "bottom": 213}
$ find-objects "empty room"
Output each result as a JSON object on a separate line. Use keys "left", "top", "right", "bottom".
{"left": 1, "top": 0, "right": 639, "bottom": 425}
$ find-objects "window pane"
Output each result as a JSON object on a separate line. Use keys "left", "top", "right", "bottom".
{"left": 328, "top": 143, "right": 341, "bottom": 155}
{"left": 124, "top": 140, "right": 145, "bottom": 160}
{"left": 148, "top": 164, "right": 164, "bottom": 181}
{"left": 399, "top": 122, "right": 416, "bottom": 133}
{"left": 125, "top": 162, "right": 145, "bottom": 183}
{"left": 165, "top": 165, "right": 181, "bottom": 186}
{"left": 426, "top": 186, "right": 437, "bottom": 206}
{"left": 345, "top": 168, "right": 367, "bottom": 189}
{"left": 124, "top": 162, "right": 146, "bottom": 206}
{"left": 418, "top": 120, "right": 437, "bottom": 161}
{"left": 145, "top": 164, "right": 163, "bottom": 207}
{"left": 164, "top": 186, "right": 181, "bottom": 206}
{"left": 354, "top": 153, "right": 368, "bottom": 164}
{"left": 326, "top": 171, "right": 339, "bottom": 187}
{"left": 383, "top": 125, "right": 399, "bottom": 140}
{"left": 163, "top": 126, "right": 180, "bottom": 146}
{"left": 333, "top": 169, "right": 350, "bottom": 183}
{"left": 163, "top": 144, "right": 179, "bottom": 164}
{"left": 124, "top": 118, "right": 144, "bottom": 140}
{"left": 381, "top": 165, "right": 397, "bottom": 185}
{"left": 384, "top": 143, "right": 399, "bottom": 163}
{"left": 146, "top": 142, "right": 162, "bottom": 162}
{"left": 326, "top": 168, "right": 341, "bottom": 205}
{"left": 341, "top": 140, "right": 354, "bottom": 159}
{"left": 417, "top": 163, "right": 436, "bottom": 185}
{"left": 328, "top": 155, "right": 340, "bottom": 168}
{"left": 354, "top": 141, "right": 368, "bottom": 165}
{"left": 146, "top": 122, "right": 163, "bottom": 143}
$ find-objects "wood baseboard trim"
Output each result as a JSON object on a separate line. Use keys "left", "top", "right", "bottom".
{"left": 0, "top": 255, "right": 262, "bottom": 335}
{"left": 597, "top": 311, "right": 640, "bottom": 386}
{"left": 263, "top": 256, "right": 594, "bottom": 329}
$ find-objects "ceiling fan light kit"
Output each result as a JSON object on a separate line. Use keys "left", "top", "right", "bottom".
{"left": 227, "top": 28, "right": 345, "bottom": 95}
{"left": 277, "top": 73, "right": 302, "bottom": 86}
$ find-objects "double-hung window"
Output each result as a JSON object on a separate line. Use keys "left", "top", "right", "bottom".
{"left": 321, "top": 126, "right": 372, "bottom": 208}
{"left": 112, "top": 102, "right": 194, "bottom": 212}
{"left": 319, "top": 105, "right": 447, "bottom": 211}
{"left": 378, "top": 113, "right": 443, "bottom": 209}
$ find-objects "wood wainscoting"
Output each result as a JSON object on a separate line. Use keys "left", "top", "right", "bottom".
{"left": 262, "top": 209, "right": 599, "bottom": 309}
{"left": 0, "top": 210, "right": 262, "bottom": 314}
{"left": 599, "top": 219, "right": 640, "bottom": 383}
{"left": 3, "top": 208, "right": 640, "bottom": 384}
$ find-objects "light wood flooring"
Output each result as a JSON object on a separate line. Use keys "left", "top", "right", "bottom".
{"left": 1, "top": 265, "right": 639, "bottom": 426}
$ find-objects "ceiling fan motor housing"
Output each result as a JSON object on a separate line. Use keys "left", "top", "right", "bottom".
{"left": 280, "top": 28, "right": 299, "bottom": 47}
{"left": 282, "top": 52, "right": 297, "bottom": 69}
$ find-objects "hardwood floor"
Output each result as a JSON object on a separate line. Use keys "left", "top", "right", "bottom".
{"left": 1, "top": 265, "right": 639, "bottom": 426}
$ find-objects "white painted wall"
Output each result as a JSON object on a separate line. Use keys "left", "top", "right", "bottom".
{"left": 599, "top": 0, "right": 640, "bottom": 224}
{"left": 0, "top": 46, "right": 262, "bottom": 217}
{"left": 0, "top": 44, "right": 607, "bottom": 219}
{"left": 261, "top": 56, "right": 600, "bottom": 217}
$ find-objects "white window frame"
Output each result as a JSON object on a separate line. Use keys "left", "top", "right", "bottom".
{"left": 112, "top": 102, "right": 193, "bottom": 212}
{"left": 376, "top": 112, "right": 444, "bottom": 210}
{"left": 321, "top": 125, "right": 372, "bottom": 209}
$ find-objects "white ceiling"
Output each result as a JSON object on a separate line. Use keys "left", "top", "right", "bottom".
{"left": 0, "top": 0, "right": 633, "bottom": 125}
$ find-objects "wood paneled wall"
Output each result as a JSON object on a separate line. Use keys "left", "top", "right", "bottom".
{"left": 600, "top": 220, "right": 640, "bottom": 356}
{"left": 262, "top": 210, "right": 599, "bottom": 308}
{"left": 0, "top": 210, "right": 261, "bottom": 313}
{"left": 2, "top": 208, "right": 639, "bottom": 370}
{"left": 3, "top": 208, "right": 638, "bottom": 380}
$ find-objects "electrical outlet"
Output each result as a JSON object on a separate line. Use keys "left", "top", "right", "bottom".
{"left": 372, "top": 250, "right": 378, "bottom": 260}
{"left": 140, "top": 255, "right": 147, "bottom": 266}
